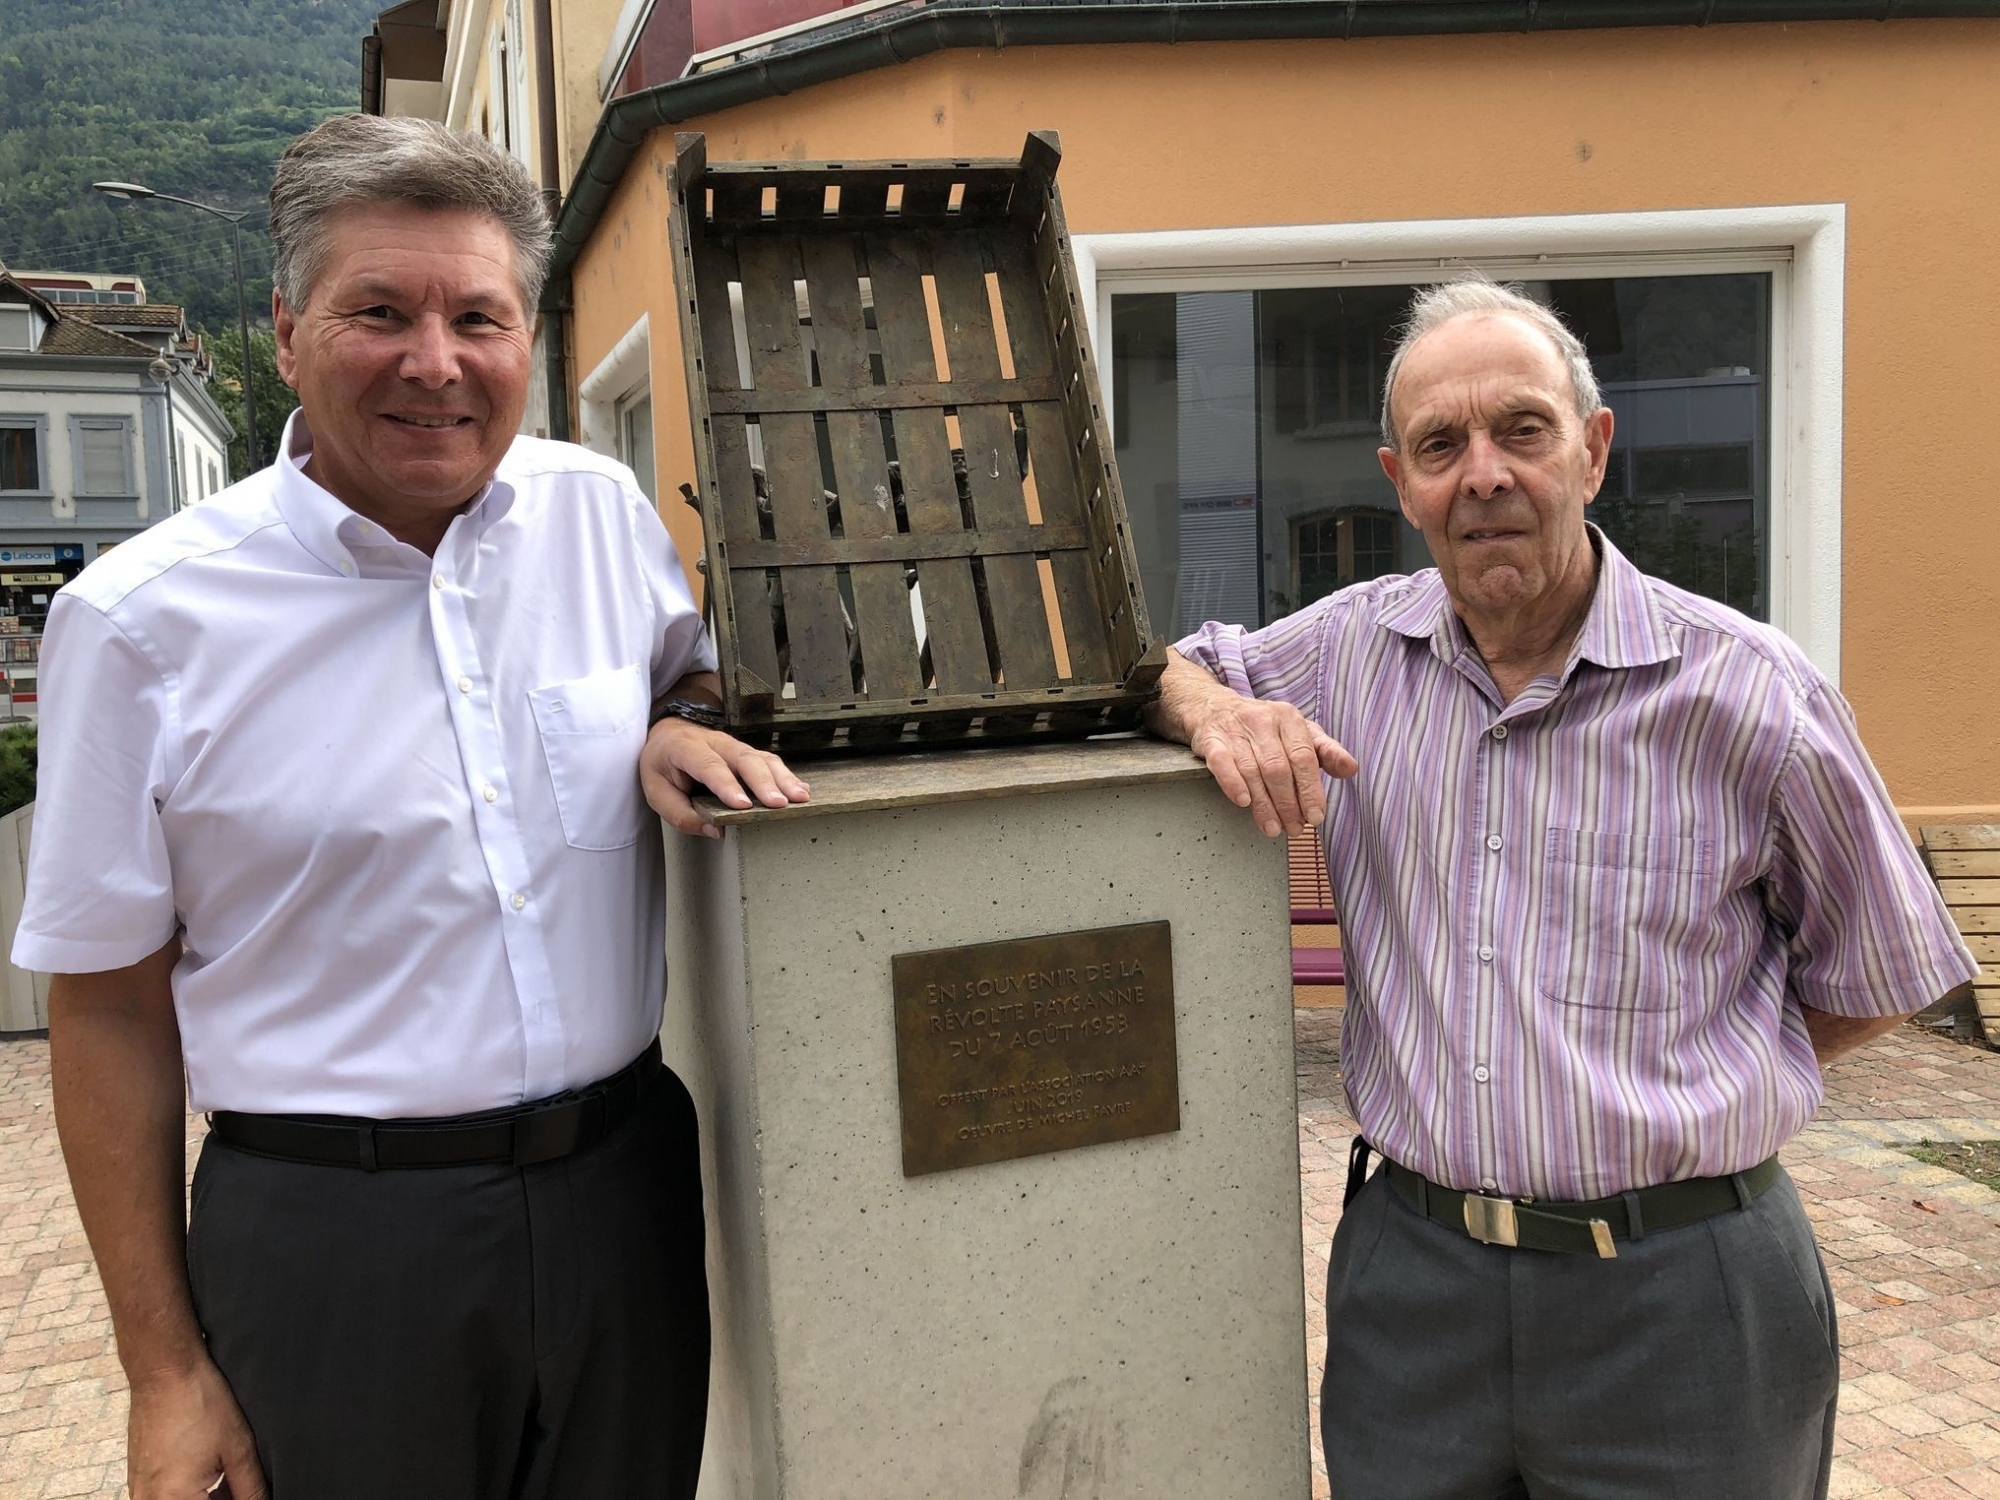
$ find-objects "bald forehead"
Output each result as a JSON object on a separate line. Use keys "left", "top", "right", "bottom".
{"left": 1387, "top": 311, "right": 1578, "bottom": 443}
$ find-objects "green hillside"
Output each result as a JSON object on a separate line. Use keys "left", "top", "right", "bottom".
{"left": 0, "top": 0, "right": 379, "bottom": 334}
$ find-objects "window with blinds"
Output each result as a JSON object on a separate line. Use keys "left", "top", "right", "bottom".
{"left": 74, "top": 419, "right": 133, "bottom": 496}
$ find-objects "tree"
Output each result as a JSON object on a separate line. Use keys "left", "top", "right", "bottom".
{"left": 207, "top": 326, "right": 296, "bottom": 477}
{"left": 0, "top": 0, "right": 377, "bottom": 332}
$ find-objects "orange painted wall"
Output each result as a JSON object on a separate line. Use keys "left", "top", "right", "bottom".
{"left": 568, "top": 19, "right": 2000, "bottom": 813}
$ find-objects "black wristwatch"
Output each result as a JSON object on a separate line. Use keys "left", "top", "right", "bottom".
{"left": 649, "top": 696, "right": 726, "bottom": 731}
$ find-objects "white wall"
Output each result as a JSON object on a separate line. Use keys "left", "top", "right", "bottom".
{"left": 170, "top": 377, "right": 232, "bottom": 506}
{"left": 0, "top": 367, "right": 153, "bottom": 520}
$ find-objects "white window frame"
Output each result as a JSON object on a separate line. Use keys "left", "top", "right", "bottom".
{"left": 68, "top": 413, "right": 137, "bottom": 498}
{"left": 578, "top": 313, "right": 651, "bottom": 463}
{"left": 615, "top": 386, "right": 657, "bottom": 504}
{"left": 1075, "top": 205, "right": 1846, "bottom": 683}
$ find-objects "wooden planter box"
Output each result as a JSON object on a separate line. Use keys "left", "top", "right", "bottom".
{"left": 667, "top": 131, "right": 1164, "bottom": 751}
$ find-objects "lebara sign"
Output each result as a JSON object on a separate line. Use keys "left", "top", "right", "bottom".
{"left": 0, "top": 546, "right": 83, "bottom": 566}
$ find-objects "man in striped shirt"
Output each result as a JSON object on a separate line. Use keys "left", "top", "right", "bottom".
{"left": 1148, "top": 279, "right": 1977, "bottom": 1500}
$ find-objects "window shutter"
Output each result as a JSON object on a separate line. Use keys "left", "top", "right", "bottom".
{"left": 79, "top": 423, "right": 128, "bottom": 494}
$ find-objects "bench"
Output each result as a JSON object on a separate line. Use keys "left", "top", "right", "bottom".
{"left": 1287, "top": 832, "right": 1345, "bottom": 992}
{"left": 1920, "top": 824, "right": 2000, "bottom": 1044}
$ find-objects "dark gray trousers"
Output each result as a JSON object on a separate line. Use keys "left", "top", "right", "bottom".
{"left": 1321, "top": 1165, "right": 1839, "bottom": 1500}
{"left": 186, "top": 1065, "right": 710, "bottom": 1500}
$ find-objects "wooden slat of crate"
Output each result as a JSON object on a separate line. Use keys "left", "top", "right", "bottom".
{"left": 736, "top": 237, "right": 855, "bottom": 703}
{"left": 991, "top": 237, "right": 1115, "bottom": 685}
{"left": 702, "top": 164, "right": 1018, "bottom": 219}
{"left": 708, "top": 378, "right": 1060, "bottom": 414}
{"left": 798, "top": 233, "right": 924, "bottom": 701}
{"left": 862, "top": 232, "right": 993, "bottom": 696}
{"left": 927, "top": 233, "right": 1061, "bottom": 690}
{"left": 687, "top": 239, "right": 785, "bottom": 702}
{"left": 1027, "top": 200, "right": 1146, "bottom": 666}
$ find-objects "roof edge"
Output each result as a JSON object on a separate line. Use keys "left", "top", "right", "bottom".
{"left": 544, "top": 0, "right": 2000, "bottom": 294}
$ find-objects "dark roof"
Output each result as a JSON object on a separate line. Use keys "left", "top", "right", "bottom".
{"left": 547, "top": 0, "right": 2000, "bottom": 294}
{"left": 66, "top": 303, "right": 185, "bottom": 330}
{"left": 35, "top": 320, "right": 158, "bottom": 358}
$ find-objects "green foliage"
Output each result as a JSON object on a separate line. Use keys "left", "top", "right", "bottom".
{"left": 208, "top": 325, "right": 297, "bottom": 474}
{"left": 1594, "top": 489, "right": 1763, "bottom": 620}
{"left": 0, "top": 0, "right": 379, "bottom": 336}
{"left": 0, "top": 722, "right": 35, "bottom": 819}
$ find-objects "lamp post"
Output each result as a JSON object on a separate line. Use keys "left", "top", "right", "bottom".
{"left": 93, "top": 180, "right": 260, "bottom": 474}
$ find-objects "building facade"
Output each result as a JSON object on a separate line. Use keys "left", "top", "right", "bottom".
{"left": 0, "top": 272, "right": 233, "bottom": 709}
{"left": 362, "top": 1, "right": 2000, "bottom": 823}
{"left": 552, "top": 7, "right": 2000, "bottom": 825}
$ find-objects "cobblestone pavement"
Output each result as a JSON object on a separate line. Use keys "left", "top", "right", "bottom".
{"left": 5, "top": 1021, "right": 2000, "bottom": 1498}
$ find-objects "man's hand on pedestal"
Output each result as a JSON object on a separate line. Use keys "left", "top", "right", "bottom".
{"left": 642, "top": 717, "right": 810, "bottom": 839}
{"left": 1146, "top": 649, "right": 1356, "bottom": 838}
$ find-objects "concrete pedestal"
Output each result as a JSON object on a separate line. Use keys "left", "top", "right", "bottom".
{"left": 662, "top": 738, "right": 1310, "bottom": 1499}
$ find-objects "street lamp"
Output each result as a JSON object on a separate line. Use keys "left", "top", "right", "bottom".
{"left": 93, "top": 180, "right": 260, "bottom": 474}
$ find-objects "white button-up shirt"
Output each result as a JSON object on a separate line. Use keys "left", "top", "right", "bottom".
{"left": 12, "top": 411, "right": 716, "bottom": 1117}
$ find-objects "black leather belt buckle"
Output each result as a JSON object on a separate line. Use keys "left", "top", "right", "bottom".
{"left": 512, "top": 1099, "right": 587, "bottom": 1166}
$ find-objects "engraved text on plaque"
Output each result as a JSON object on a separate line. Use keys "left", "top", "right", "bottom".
{"left": 891, "top": 921, "right": 1178, "bottom": 1176}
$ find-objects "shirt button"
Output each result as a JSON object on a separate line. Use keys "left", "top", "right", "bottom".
{"left": 1478, "top": 945, "right": 1494, "bottom": 962}
{"left": 1486, "top": 834, "right": 1504, "bottom": 852}
{"left": 482, "top": 784, "right": 498, "bottom": 803}
{"left": 432, "top": 573, "right": 447, "bottom": 590}
{"left": 338, "top": 559, "right": 354, "bottom": 575}
{"left": 456, "top": 676, "right": 473, "bottom": 694}
{"left": 1474, "top": 1066, "right": 1490, "bottom": 1083}
{"left": 1481, "top": 1176, "right": 1498, "bottom": 1192}
{"left": 1491, "top": 724, "right": 1508, "bottom": 740}
{"left": 510, "top": 892, "right": 527, "bottom": 911}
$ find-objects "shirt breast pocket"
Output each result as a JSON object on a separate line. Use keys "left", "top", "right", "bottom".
{"left": 528, "top": 663, "right": 650, "bottom": 851}
{"left": 1536, "top": 828, "right": 1716, "bottom": 1012}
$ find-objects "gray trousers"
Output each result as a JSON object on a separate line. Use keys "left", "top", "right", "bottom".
{"left": 1321, "top": 1163, "right": 1839, "bottom": 1500}
{"left": 187, "top": 1064, "right": 710, "bottom": 1499}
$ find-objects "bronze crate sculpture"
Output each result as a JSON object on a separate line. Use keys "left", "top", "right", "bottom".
{"left": 667, "top": 131, "right": 1165, "bottom": 751}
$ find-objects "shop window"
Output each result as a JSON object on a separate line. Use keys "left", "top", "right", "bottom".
{"left": 70, "top": 416, "right": 135, "bottom": 496}
{"left": 0, "top": 417, "right": 43, "bottom": 493}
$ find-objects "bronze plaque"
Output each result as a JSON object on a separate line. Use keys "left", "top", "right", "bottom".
{"left": 891, "top": 921, "right": 1178, "bottom": 1176}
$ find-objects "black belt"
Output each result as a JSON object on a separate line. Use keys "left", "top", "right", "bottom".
{"left": 1360, "top": 1138, "right": 1781, "bottom": 1259}
{"left": 209, "top": 1042, "right": 663, "bottom": 1171}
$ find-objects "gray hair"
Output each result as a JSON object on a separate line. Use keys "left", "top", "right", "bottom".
{"left": 1379, "top": 276, "right": 1602, "bottom": 450}
{"left": 268, "top": 114, "right": 553, "bottom": 314}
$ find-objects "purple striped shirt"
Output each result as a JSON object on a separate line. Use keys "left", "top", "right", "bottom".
{"left": 1180, "top": 530, "right": 1977, "bottom": 1200}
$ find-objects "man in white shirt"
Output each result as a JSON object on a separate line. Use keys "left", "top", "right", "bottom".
{"left": 11, "top": 114, "right": 805, "bottom": 1500}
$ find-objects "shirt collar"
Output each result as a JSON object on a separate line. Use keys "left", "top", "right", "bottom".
{"left": 1378, "top": 524, "right": 1679, "bottom": 672}
{"left": 271, "top": 408, "right": 516, "bottom": 578}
